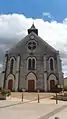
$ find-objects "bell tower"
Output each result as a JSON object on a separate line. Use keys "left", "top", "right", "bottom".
{"left": 28, "top": 23, "right": 38, "bottom": 35}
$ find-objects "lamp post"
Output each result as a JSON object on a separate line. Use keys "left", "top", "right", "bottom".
{"left": 37, "top": 89, "right": 40, "bottom": 103}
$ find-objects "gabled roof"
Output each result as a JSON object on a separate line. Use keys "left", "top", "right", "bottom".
{"left": 8, "top": 31, "right": 57, "bottom": 55}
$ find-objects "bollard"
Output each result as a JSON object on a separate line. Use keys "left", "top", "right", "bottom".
{"left": 56, "top": 93, "right": 58, "bottom": 104}
{"left": 22, "top": 92, "right": 23, "bottom": 102}
{"left": 37, "top": 89, "right": 40, "bottom": 103}
{"left": 22, "top": 89, "right": 24, "bottom": 102}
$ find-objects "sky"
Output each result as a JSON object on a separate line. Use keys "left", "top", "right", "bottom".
{"left": 0, "top": 0, "right": 67, "bottom": 77}
{"left": 0, "top": 0, "right": 67, "bottom": 21}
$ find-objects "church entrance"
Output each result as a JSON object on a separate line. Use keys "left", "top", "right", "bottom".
{"left": 8, "top": 79, "right": 13, "bottom": 90}
{"left": 28, "top": 80, "right": 35, "bottom": 91}
{"left": 48, "top": 74, "right": 57, "bottom": 91}
{"left": 50, "top": 80, "right": 55, "bottom": 90}
{"left": 26, "top": 72, "right": 36, "bottom": 92}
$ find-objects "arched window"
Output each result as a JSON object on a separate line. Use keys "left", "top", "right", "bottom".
{"left": 28, "top": 58, "right": 31, "bottom": 70}
{"left": 10, "top": 59, "right": 14, "bottom": 73}
{"left": 32, "top": 58, "right": 35, "bottom": 70}
{"left": 50, "top": 58, "right": 53, "bottom": 70}
{"left": 28, "top": 57, "right": 36, "bottom": 70}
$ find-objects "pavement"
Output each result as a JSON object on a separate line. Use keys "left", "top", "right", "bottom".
{"left": 0, "top": 96, "right": 67, "bottom": 119}
{"left": 49, "top": 108, "right": 67, "bottom": 119}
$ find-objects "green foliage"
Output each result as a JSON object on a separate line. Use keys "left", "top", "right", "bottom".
{"left": 6, "top": 89, "right": 11, "bottom": 96}
{"left": 51, "top": 85, "right": 62, "bottom": 93}
{"left": 0, "top": 88, "right": 11, "bottom": 96}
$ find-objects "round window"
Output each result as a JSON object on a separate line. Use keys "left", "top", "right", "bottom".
{"left": 28, "top": 41, "right": 36, "bottom": 50}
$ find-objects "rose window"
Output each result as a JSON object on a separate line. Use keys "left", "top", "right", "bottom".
{"left": 28, "top": 41, "right": 36, "bottom": 50}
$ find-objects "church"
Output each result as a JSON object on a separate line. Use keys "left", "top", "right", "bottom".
{"left": 1, "top": 24, "right": 63, "bottom": 92}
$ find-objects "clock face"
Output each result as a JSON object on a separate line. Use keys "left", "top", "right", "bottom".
{"left": 28, "top": 41, "right": 36, "bottom": 50}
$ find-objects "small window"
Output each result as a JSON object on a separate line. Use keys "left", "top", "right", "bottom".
{"left": 10, "top": 59, "right": 14, "bottom": 73}
{"left": 28, "top": 59, "right": 31, "bottom": 70}
{"left": 32, "top": 59, "right": 35, "bottom": 70}
{"left": 50, "top": 58, "right": 53, "bottom": 70}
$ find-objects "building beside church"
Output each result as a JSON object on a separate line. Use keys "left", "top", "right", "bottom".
{"left": 1, "top": 24, "right": 63, "bottom": 92}
{"left": 63, "top": 77, "right": 67, "bottom": 90}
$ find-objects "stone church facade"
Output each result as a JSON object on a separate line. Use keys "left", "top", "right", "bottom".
{"left": 1, "top": 24, "right": 63, "bottom": 92}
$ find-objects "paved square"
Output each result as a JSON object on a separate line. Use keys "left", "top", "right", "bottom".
{"left": 0, "top": 95, "right": 67, "bottom": 119}
{"left": 0, "top": 101, "right": 64, "bottom": 119}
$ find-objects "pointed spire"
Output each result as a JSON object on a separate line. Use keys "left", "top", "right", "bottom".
{"left": 28, "top": 23, "right": 38, "bottom": 35}
{"left": 31, "top": 23, "right": 35, "bottom": 29}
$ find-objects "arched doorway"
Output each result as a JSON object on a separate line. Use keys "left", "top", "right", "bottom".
{"left": 7, "top": 74, "right": 14, "bottom": 91}
{"left": 48, "top": 74, "right": 57, "bottom": 91}
{"left": 50, "top": 80, "right": 55, "bottom": 90}
{"left": 8, "top": 79, "right": 13, "bottom": 90}
{"left": 28, "top": 80, "right": 35, "bottom": 91}
{"left": 26, "top": 72, "right": 36, "bottom": 91}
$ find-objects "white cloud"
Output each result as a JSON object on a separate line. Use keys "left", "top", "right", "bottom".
{"left": 42, "top": 12, "right": 54, "bottom": 20}
{"left": 0, "top": 14, "right": 67, "bottom": 77}
{"left": 42, "top": 12, "right": 52, "bottom": 18}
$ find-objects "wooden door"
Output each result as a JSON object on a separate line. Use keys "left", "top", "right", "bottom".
{"left": 28, "top": 80, "right": 35, "bottom": 92}
{"left": 8, "top": 79, "right": 13, "bottom": 90}
{"left": 50, "top": 80, "right": 55, "bottom": 90}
